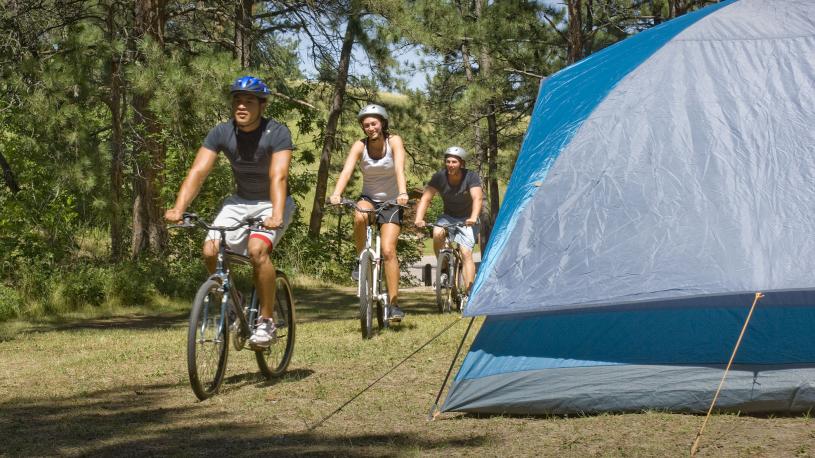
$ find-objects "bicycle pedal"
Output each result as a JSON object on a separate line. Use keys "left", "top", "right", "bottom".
{"left": 248, "top": 341, "right": 272, "bottom": 351}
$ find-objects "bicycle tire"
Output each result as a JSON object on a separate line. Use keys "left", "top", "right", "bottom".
{"left": 453, "top": 256, "right": 466, "bottom": 312}
{"left": 359, "top": 253, "right": 375, "bottom": 339}
{"left": 187, "top": 278, "right": 229, "bottom": 401}
{"left": 436, "top": 252, "right": 454, "bottom": 313}
{"left": 256, "top": 272, "right": 296, "bottom": 378}
{"left": 376, "top": 270, "right": 389, "bottom": 330}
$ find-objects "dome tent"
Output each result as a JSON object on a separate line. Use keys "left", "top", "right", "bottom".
{"left": 443, "top": 0, "right": 815, "bottom": 415}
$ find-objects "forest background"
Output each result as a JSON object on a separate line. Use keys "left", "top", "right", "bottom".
{"left": 0, "top": 0, "right": 715, "bottom": 320}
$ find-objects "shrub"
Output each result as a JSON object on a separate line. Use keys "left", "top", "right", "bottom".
{"left": 48, "top": 265, "right": 109, "bottom": 313}
{"left": 0, "top": 283, "right": 21, "bottom": 321}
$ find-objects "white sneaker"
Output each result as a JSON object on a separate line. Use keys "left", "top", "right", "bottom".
{"left": 249, "top": 318, "right": 276, "bottom": 348}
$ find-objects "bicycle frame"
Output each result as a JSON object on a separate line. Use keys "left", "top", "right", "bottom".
{"left": 178, "top": 215, "right": 262, "bottom": 346}
{"left": 359, "top": 221, "right": 389, "bottom": 313}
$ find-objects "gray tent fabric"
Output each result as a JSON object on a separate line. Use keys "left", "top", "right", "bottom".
{"left": 466, "top": 0, "right": 815, "bottom": 317}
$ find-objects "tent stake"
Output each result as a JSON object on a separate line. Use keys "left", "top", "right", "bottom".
{"left": 428, "top": 316, "right": 476, "bottom": 421}
{"left": 690, "top": 291, "right": 764, "bottom": 456}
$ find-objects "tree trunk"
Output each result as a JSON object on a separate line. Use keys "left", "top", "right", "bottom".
{"left": 107, "top": 2, "right": 125, "bottom": 261}
{"left": 307, "top": 13, "right": 357, "bottom": 238}
{"left": 472, "top": 0, "right": 497, "bottom": 249}
{"left": 566, "top": 0, "right": 584, "bottom": 64}
{"left": 0, "top": 151, "right": 19, "bottom": 194}
{"left": 130, "top": 0, "right": 167, "bottom": 258}
{"left": 460, "top": 42, "right": 490, "bottom": 249}
{"left": 235, "top": 0, "right": 254, "bottom": 67}
{"left": 460, "top": 43, "right": 484, "bottom": 174}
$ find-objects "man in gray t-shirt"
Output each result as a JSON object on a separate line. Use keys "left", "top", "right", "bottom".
{"left": 164, "top": 76, "right": 294, "bottom": 349}
{"left": 415, "top": 146, "right": 483, "bottom": 294}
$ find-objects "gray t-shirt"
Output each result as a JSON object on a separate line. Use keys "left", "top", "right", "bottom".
{"left": 203, "top": 118, "right": 293, "bottom": 200}
{"left": 427, "top": 168, "right": 482, "bottom": 218}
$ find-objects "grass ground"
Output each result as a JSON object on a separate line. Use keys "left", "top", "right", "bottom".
{"left": 1, "top": 286, "right": 814, "bottom": 456}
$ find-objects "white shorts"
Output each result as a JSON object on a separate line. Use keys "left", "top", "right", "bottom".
{"left": 436, "top": 214, "right": 478, "bottom": 250}
{"left": 206, "top": 195, "right": 296, "bottom": 254}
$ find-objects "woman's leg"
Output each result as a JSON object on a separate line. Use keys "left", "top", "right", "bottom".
{"left": 379, "top": 222, "right": 401, "bottom": 305}
{"left": 353, "top": 199, "right": 374, "bottom": 255}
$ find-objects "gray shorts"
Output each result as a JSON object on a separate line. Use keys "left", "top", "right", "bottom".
{"left": 206, "top": 195, "right": 296, "bottom": 254}
{"left": 437, "top": 214, "right": 478, "bottom": 250}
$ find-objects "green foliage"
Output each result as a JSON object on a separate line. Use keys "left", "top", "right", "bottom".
{"left": 0, "top": 283, "right": 21, "bottom": 321}
{"left": 0, "top": 0, "right": 674, "bottom": 321}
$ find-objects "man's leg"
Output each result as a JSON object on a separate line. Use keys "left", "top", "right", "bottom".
{"left": 432, "top": 227, "right": 445, "bottom": 257}
{"left": 203, "top": 239, "right": 219, "bottom": 274}
{"left": 459, "top": 246, "right": 475, "bottom": 292}
{"left": 247, "top": 237, "right": 277, "bottom": 320}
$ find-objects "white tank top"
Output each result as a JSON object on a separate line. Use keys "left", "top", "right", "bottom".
{"left": 360, "top": 137, "right": 398, "bottom": 202}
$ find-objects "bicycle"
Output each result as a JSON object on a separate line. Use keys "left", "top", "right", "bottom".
{"left": 428, "top": 223, "right": 468, "bottom": 313}
{"left": 171, "top": 212, "right": 296, "bottom": 400}
{"left": 331, "top": 198, "right": 405, "bottom": 339}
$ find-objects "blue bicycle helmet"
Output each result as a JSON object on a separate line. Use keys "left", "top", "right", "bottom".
{"left": 229, "top": 76, "right": 270, "bottom": 100}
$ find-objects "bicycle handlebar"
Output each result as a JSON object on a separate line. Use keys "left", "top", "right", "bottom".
{"left": 169, "top": 212, "right": 277, "bottom": 234}
{"left": 328, "top": 198, "right": 409, "bottom": 214}
{"left": 426, "top": 222, "right": 468, "bottom": 229}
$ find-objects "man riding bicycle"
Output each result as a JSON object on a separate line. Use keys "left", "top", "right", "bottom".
{"left": 164, "top": 75, "right": 295, "bottom": 348}
{"left": 414, "top": 146, "right": 483, "bottom": 294}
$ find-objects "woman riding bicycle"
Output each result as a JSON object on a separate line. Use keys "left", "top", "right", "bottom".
{"left": 414, "top": 146, "right": 483, "bottom": 294}
{"left": 329, "top": 104, "right": 409, "bottom": 321}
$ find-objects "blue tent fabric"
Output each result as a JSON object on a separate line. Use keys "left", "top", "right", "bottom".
{"left": 444, "top": 0, "right": 815, "bottom": 415}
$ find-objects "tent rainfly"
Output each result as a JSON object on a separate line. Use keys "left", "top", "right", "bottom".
{"left": 443, "top": 0, "right": 815, "bottom": 415}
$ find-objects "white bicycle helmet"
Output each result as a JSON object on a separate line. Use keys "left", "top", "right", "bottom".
{"left": 357, "top": 104, "right": 389, "bottom": 121}
{"left": 444, "top": 146, "right": 468, "bottom": 162}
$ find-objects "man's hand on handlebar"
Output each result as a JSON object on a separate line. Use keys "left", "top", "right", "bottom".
{"left": 164, "top": 208, "right": 184, "bottom": 224}
{"left": 415, "top": 219, "right": 426, "bottom": 228}
{"left": 465, "top": 218, "right": 477, "bottom": 227}
{"left": 328, "top": 194, "right": 342, "bottom": 205}
{"left": 263, "top": 215, "right": 283, "bottom": 230}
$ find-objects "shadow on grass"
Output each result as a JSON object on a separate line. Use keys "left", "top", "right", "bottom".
{"left": 1, "top": 381, "right": 492, "bottom": 456}
{"left": 220, "top": 368, "right": 315, "bottom": 395}
{"left": 24, "top": 311, "right": 189, "bottom": 334}
{"left": 293, "top": 286, "right": 440, "bottom": 323}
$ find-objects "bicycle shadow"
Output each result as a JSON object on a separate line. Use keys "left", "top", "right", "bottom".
{"left": 219, "top": 368, "right": 315, "bottom": 395}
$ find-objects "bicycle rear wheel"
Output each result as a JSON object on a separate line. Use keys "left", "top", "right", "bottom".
{"left": 435, "top": 252, "right": 454, "bottom": 313}
{"left": 359, "top": 254, "right": 374, "bottom": 339}
{"left": 187, "top": 279, "right": 229, "bottom": 401}
{"left": 256, "top": 272, "right": 296, "bottom": 378}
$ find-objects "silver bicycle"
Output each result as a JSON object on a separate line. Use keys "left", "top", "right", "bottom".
{"left": 333, "top": 198, "right": 404, "bottom": 339}
{"left": 172, "top": 213, "right": 295, "bottom": 400}
{"left": 428, "top": 222, "right": 468, "bottom": 313}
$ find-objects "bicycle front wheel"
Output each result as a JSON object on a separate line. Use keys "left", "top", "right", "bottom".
{"left": 436, "top": 252, "right": 454, "bottom": 313}
{"left": 359, "top": 254, "right": 374, "bottom": 339}
{"left": 256, "top": 272, "right": 296, "bottom": 378}
{"left": 453, "top": 258, "right": 466, "bottom": 312}
{"left": 187, "top": 279, "right": 229, "bottom": 401}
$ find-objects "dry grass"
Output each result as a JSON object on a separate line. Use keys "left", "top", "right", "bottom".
{"left": 1, "top": 285, "right": 814, "bottom": 456}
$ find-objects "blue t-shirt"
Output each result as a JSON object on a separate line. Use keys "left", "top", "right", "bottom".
{"left": 203, "top": 118, "right": 293, "bottom": 200}
{"left": 427, "top": 168, "right": 482, "bottom": 218}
